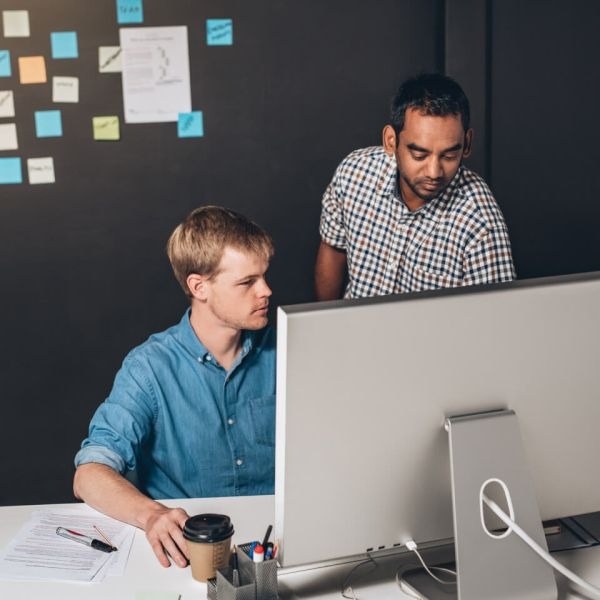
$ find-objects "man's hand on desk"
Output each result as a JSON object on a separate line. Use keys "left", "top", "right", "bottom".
{"left": 141, "top": 504, "right": 190, "bottom": 568}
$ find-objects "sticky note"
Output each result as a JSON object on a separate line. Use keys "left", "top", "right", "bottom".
{"left": 0, "top": 91, "right": 15, "bottom": 118}
{"left": 52, "top": 77, "right": 79, "bottom": 103}
{"left": 0, "top": 50, "right": 11, "bottom": 77}
{"left": 0, "top": 123, "right": 18, "bottom": 150}
{"left": 93, "top": 116, "right": 120, "bottom": 141}
{"left": 35, "top": 111, "right": 63, "bottom": 138}
{"left": 0, "top": 157, "right": 22, "bottom": 184}
{"left": 99, "top": 46, "right": 122, "bottom": 73}
{"left": 18, "top": 56, "right": 47, "bottom": 84}
{"left": 51, "top": 32, "right": 79, "bottom": 59}
{"left": 177, "top": 111, "right": 203, "bottom": 138}
{"left": 206, "top": 19, "right": 233, "bottom": 46}
{"left": 117, "top": 0, "right": 144, "bottom": 24}
{"left": 27, "top": 157, "right": 55, "bottom": 185}
{"left": 3, "top": 10, "right": 30, "bottom": 38}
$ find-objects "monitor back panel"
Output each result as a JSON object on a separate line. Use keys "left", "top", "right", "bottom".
{"left": 274, "top": 274, "right": 600, "bottom": 567}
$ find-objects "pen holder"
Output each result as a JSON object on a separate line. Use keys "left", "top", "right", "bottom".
{"left": 238, "top": 542, "right": 278, "bottom": 600}
{"left": 206, "top": 543, "right": 278, "bottom": 600}
{"left": 214, "top": 566, "right": 256, "bottom": 600}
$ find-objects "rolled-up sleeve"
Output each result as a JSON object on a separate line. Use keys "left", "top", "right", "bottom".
{"left": 74, "top": 355, "right": 157, "bottom": 474}
{"left": 319, "top": 171, "right": 347, "bottom": 250}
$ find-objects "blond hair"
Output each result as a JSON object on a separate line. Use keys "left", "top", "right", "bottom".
{"left": 167, "top": 206, "right": 274, "bottom": 296}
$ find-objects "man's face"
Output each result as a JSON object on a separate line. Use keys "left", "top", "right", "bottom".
{"left": 389, "top": 108, "right": 471, "bottom": 209}
{"left": 203, "top": 246, "right": 272, "bottom": 331}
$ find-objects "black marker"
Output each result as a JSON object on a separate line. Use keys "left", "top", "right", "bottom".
{"left": 56, "top": 527, "right": 117, "bottom": 553}
{"left": 232, "top": 545, "right": 240, "bottom": 586}
{"left": 261, "top": 524, "right": 273, "bottom": 550}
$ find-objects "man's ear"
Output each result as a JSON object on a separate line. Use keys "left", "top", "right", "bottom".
{"left": 463, "top": 128, "right": 473, "bottom": 158}
{"left": 186, "top": 273, "right": 209, "bottom": 301}
{"left": 382, "top": 125, "right": 398, "bottom": 156}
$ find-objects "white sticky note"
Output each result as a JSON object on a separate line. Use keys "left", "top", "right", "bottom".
{"left": 3, "top": 10, "right": 30, "bottom": 38}
{"left": 98, "top": 46, "right": 122, "bottom": 73}
{"left": 0, "top": 123, "right": 18, "bottom": 151}
{"left": 52, "top": 76, "right": 79, "bottom": 103}
{"left": 0, "top": 90, "right": 15, "bottom": 118}
{"left": 27, "top": 157, "right": 55, "bottom": 185}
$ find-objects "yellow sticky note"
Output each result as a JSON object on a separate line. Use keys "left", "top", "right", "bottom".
{"left": 18, "top": 55, "right": 47, "bottom": 84}
{"left": 93, "top": 116, "right": 120, "bottom": 141}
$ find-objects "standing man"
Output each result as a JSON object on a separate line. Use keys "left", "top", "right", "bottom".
{"left": 74, "top": 206, "right": 275, "bottom": 569}
{"left": 315, "top": 73, "right": 515, "bottom": 300}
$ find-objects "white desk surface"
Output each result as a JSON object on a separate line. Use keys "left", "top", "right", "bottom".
{"left": 1, "top": 496, "right": 599, "bottom": 599}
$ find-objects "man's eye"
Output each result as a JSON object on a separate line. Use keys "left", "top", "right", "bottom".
{"left": 411, "top": 153, "right": 427, "bottom": 161}
{"left": 443, "top": 154, "right": 458, "bottom": 161}
{"left": 239, "top": 280, "right": 254, "bottom": 286}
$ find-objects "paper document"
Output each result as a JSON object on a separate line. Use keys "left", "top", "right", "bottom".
{"left": 0, "top": 507, "right": 135, "bottom": 582}
{"left": 120, "top": 26, "right": 191, "bottom": 123}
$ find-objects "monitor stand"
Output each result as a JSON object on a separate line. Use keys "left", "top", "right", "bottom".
{"left": 404, "top": 409, "right": 558, "bottom": 599}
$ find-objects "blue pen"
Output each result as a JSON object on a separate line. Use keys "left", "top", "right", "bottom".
{"left": 249, "top": 541, "right": 257, "bottom": 559}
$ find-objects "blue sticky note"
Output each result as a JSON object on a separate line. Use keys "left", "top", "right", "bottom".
{"left": 35, "top": 110, "right": 63, "bottom": 137}
{"left": 117, "top": 0, "right": 144, "bottom": 24}
{"left": 51, "top": 32, "right": 79, "bottom": 59}
{"left": 0, "top": 50, "right": 11, "bottom": 77}
{"left": 0, "top": 158, "right": 22, "bottom": 184}
{"left": 178, "top": 112, "right": 204, "bottom": 138}
{"left": 206, "top": 19, "right": 233, "bottom": 46}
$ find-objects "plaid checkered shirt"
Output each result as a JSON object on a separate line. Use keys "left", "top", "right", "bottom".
{"left": 320, "top": 146, "right": 516, "bottom": 298}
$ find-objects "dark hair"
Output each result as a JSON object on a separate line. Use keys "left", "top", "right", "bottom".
{"left": 390, "top": 73, "right": 470, "bottom": 135}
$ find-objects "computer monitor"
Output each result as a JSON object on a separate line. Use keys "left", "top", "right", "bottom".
{"left": 274, "top": 272, "right": 600, "bottom": 594}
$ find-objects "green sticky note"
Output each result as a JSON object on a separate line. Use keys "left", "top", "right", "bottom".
{"left": 135, "top": 593, "right": 180, "bottom": 600}
{"left": 93, "top": 116, "right": 120, "bottom": 141}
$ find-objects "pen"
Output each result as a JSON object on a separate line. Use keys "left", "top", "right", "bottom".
{"left": 56, "top": 527, "right": 117, "bottom": 553}
{"left": 261, "top": 524, "right": 273, "bottom": 549}
{"left": 232, "top": 545, "right": 240, "bottom": 587}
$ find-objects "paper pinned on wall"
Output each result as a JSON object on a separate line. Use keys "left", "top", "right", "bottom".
{"left": 99, "top": 46, "right": 122, "bottom": 73}
{"left": 0, "top": 90, "right": 15, "bottom": 118}
{"left": 51, "top": 31, "right": 79, "bottom": 59}
{"left": 35, "top": 110, "right": 63, "bottom": 138}
{"left": 0, "top": 157, "right": 22, "bottom": 184}
{"left": 120, "top": 26, "right": 191, "bottom": 124}
{"left": 18, "top": 56, "right": 47, "bottom": 84}
{"left": 0, "top": 50, "right": 11, "bottom": 77}
{"left": 206, "top": 19, "right": 233, "bottom": 46}
{"left": 27, "top": 157, "right": 55, "bottom": 185}
{"left": 93, "top": 115, "right": 120, "bottom": 140}
{"left": 52, "top": 76, "right": 79, "bottom": 103}
{"left": 2, "top": 10, "right": 30, "bottom": 38}
{"left": 116, "top": 0, "right": 144, "bottom": 25}
{"left": 0, "top": 123, "right": 18, "bottom": 151}
{"left": 177, "top": 111, "right": 203, "bottom": 138}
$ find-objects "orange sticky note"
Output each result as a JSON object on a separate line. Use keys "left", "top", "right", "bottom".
{"left": 18, "top": 56, "right": 47, "bottom": 84}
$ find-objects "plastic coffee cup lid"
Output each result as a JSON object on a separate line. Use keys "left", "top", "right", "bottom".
{"left": 183, "top": 514, "right": 234, "bottom": 543}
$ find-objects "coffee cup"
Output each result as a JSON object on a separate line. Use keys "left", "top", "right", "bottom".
{"left": 183, "top": 513, "right": 234, "bottom": 582}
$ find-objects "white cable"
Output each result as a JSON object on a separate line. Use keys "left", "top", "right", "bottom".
{"left": 482, "top": 494, "right": 600, "bottom": 599}
{"left": 404, "top": 540, "right": 456, "bottom": 585}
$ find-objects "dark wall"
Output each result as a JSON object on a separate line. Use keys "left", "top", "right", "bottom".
{"left": 0, "top": 0, "right": 443, "bottom": 504}
{"left": 489, "top": 0, "right": 600, "bottom": 279}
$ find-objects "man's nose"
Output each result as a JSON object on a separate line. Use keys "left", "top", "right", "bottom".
{"left": 426, "top": 157, "right": 443, "bottom": 179}
{"left": 258, "top": 278, "right": 272, "bottom": 297}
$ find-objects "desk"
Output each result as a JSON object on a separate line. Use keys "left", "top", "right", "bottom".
{"left": 1, "top": 497, "right": 600, "bottom": 599}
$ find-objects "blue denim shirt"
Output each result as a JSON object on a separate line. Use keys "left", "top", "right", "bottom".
{"left": 75, "top": 310, "right": 276, "bottom": 499}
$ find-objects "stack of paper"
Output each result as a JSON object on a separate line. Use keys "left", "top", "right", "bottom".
{"left": 0, "top": 507, "right": 136, "bottom": 582}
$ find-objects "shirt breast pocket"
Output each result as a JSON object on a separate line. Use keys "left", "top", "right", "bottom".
{"left": 411, "top": 266, "right": 462, "bottom": 292}
{"left": 248, "top": 395, "right": 276, "bottom": 447}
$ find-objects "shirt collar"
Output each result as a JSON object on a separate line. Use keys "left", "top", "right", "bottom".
{"left": 175, "top": 308, "right": 256, "bottom": 364}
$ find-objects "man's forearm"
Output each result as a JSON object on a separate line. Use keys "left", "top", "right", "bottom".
{"left": 315, "top": 241, "right": 347, "bottom": 301}
{"left": 73, "top": 463, "right": 164, "bottom": 529}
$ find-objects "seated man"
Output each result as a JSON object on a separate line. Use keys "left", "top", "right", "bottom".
{"left": 73, "top": 206, "right": 275, "bottom": 568}
{"left": 315, "top": 73, "right": 516, "bottom": 300}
